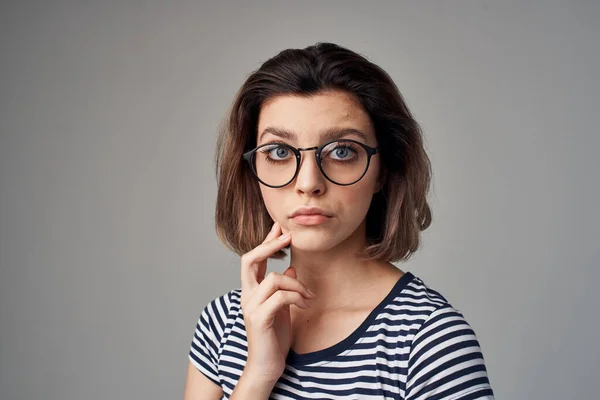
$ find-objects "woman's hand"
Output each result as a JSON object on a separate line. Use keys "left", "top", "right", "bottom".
{"left": 239, "top": 221, "right": 315, "bottom": 386}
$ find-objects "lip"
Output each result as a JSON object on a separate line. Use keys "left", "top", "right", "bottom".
{"left": 291, "top": 214, "right": 331, "bottom": 225}
{"left": 290, "top": 206, "right": 333, "bottom": 218}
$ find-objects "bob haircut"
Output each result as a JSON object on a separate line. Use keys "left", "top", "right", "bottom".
{"left": 214, "top": 42, "right": 432, "bottom": 263}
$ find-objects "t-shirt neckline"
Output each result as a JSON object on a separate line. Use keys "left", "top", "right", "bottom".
{"left": 285, "top": 271, "right": 415, "bottom": 367}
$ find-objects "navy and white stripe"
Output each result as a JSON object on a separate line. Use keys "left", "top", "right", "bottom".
{"left": 189, "top": 272, "right": 494, "bottom": 399}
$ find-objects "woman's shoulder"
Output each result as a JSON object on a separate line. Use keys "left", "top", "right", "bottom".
{"left": 188, "top": 287, "right": 244, "bottom": 386}
{"left": 401, "top": 272, "right": 451, "bottom": 306}
{"left": 190, "top": 288, "right": 243, "bottom": 354}
{"left": 398, "top": 273, "right": 495, "bottom": 398}
{"left": 395, "top": 272, "right": 480, "bottom": 335}
{"left": 199, "top": 287, "right": 243, "bottom": 324}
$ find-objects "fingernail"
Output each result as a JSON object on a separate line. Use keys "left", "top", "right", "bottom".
{"left": 279, "top": 233, "right": 290, "bottom": 240}
{"left": 307, "top": 289, "right": 316, "bottom": 297}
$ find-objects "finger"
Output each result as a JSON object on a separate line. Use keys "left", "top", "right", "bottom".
{"left": 240, "top": 221, "right": 280, "bottom": 290}
{"left": 254, "top": 232, "right": 292, "bottom": 286}
{"left": 249, "top": 269, "right": 314, "bottom": 309}
{"left": 255, "top": 222, "right": 284, "bottom": 283}
{"left": 252, "top": 222, "right": 283, "bottom": 286}
{"left": 250, "top": 232, "right": 291, "bottom": 265}
{"left": 261, "top": 221, "right": 282, "bottom": 244}
{"left": 283, "top": 265, "right": 296, "bottom": 279}
{"left": 241, "top": 222, "right": 279, "bottom": 294}
{"left": 283, "top": 266, "right": 315, "bottom": 297}
{"left": 253, "top": 290, "right": 310, "bottom": 326}
{"left": 241, "top": 230, "right": 291, "bottom": 292}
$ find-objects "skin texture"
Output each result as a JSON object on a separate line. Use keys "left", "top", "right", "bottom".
{"left": 256, "top": 90, "right": 403, "bottom": 339}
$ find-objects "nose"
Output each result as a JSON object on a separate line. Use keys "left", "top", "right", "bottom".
{"left": 294, "top": 149, "right": 326, "bottom": 196}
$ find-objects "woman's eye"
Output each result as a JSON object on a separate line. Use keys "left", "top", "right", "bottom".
{"left": 325, "top": 145, "right": 356, "bottom": 160}
{"left": 273, "top": 147, "right": 289, "bottom": 159}
{"left": 334, "top": 147, "right": 350, "bottom": 158}
{"left": 260, "top": 145, "right": 291, "bottom": 160}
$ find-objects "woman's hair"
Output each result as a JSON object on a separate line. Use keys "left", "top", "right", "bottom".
{"left": 214, "top": 42, "right": 432, "bottom": 263}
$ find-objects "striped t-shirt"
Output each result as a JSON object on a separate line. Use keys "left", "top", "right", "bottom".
{"left": 188, "top": 271, "right": 495, "bottom": 399}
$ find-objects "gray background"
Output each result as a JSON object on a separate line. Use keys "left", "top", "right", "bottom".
{"left": 1, "top": 1, "right": 598, "bottom": 399}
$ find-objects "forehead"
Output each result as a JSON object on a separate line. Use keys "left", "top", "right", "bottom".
{"left": 256, "top": 91, "right": 375, "bottom": 144}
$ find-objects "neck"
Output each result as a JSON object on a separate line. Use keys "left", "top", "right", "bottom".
{"left": 288, "top": 220, "right": 398, "bottom": 311}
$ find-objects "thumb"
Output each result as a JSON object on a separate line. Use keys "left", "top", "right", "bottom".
{"left": 283, "top": 265, "right": 297, "bottom": 279}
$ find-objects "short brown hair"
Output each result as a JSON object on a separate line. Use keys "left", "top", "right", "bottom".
{"left": 214, "top": 42, "right": 432, "bottom": 263}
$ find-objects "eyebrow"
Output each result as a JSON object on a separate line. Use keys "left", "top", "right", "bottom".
{"left": 258, "top": 126, "right": 369, "bottom": 144}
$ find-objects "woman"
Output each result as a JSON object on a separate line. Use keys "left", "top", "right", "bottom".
{"left": 184, "top": 42, "right": 494, "bottom": 399}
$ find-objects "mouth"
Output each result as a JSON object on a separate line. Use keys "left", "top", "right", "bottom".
{"left": 290, "top": 214, "right": 332, "bottom": 226}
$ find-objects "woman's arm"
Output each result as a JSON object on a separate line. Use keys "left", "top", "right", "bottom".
{"left": 183, "top": 360, "right": 223, "bottom": 400}
{"left": 405, "top": 304, "right": 494, "bottom": 399}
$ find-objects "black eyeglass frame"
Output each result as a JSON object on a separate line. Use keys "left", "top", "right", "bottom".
{"left": 242, "top": 138, "right": 380, "bottom": 188}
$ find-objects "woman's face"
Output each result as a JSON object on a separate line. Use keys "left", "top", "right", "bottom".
{"left": 255, "top": 90, "right": 384, "bottom": 252}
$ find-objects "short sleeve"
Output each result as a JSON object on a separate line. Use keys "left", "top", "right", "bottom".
{"left": 188, "top": 296, "right": 228, "bottom": 387}
{"left": 405, "top": 304, "right": 495, "bottom": 400}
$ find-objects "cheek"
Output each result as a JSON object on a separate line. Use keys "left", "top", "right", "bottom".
{"left": 336, "top": 183, "right": 376, "bottom": 218}
{"left": 346, "top": 172, "right": 379, "bottom": 214}
{"left": 347, "top": 166, "right": 380, "bottom": 203}
{"left": 346, "top": 187, "right": 375, "bottom": 211}
{"left": 259, "top": 187, "right": 285, "bottom": 219}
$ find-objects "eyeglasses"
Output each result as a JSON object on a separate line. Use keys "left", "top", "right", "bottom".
{"left": 242, "top": 139, "right": 379, "bottom": 188}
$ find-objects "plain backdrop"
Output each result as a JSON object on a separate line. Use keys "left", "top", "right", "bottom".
{"left": 1, "top": 1, "right": 598, "bottom": 399}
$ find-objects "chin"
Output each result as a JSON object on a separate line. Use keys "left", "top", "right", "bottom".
{"left": 288, "top": 230, "right": 339, "bottom": 251}
{"left": 291, "top": 241, "right": 337, "bottom": 252}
